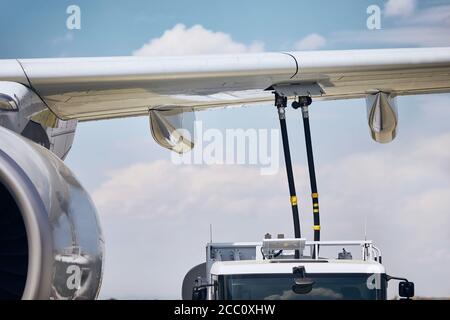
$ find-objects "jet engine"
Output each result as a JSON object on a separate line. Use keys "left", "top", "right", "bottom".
{"left": 0, "top": 126, "right": 104, "bottom": 300}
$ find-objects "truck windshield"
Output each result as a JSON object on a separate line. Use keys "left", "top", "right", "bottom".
{"left": 218, "top": 273, "right": 386, "bottom": 300}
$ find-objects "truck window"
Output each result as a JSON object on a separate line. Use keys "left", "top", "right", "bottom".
{"left": 218, "top": 273, "right": 386, "bottom": 300}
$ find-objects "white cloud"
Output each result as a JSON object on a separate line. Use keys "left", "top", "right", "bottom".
{"left": 384, "top": 0, "right": 417, "bottom": 17}
{"left": 334, "top": 26, "right": 450, "bottom": 47}
{"left": 334, "top": 3, "right": 450, "bottom": 47}
{"left": 407, "top": 5, "right": 450, "bottom": 26}
{"left": 418, "top": 94, "right": 450, "bottom": 119}
{"left": 294, "top": 33, "right": 327, "bottom": 51}
{"left": 93, "top": 161, "right": 298, "bottom": 220}
{"left": 332, "top": 1, "right": 450, "bottom": 47}
{"left": 133, "top": 24, "right": 264, "bottom": 56}
{"left": 94, "top": 132, "right": 450, "bottom": 299}
{"left": 51, "top": 32, "right": 74, "bottom": 45}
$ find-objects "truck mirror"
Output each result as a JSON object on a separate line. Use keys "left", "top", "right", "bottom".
{"left": 292, "top": 266, "right": 314, "bottom": 294}
{"left": 292, "top": 279, "right": 314, "bottom": 295}
{"left": 399, "top": 281, "right": 414, "bottom": 299}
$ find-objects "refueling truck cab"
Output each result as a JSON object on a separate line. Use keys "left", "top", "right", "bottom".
{"left": 182, "top": 237, "right": 414, "bottom": 300}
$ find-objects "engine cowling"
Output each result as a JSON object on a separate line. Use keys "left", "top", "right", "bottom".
{"left": 0, "top": 126, "right": 104, "bottom": 300}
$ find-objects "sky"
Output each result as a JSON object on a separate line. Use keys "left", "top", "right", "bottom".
{"left": 1, "top": 0, "right": 449, "bottom": 299}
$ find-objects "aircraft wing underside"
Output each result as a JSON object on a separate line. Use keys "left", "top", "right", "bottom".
{"left": 0, "top": 47, "right": 449, "bottom": 122}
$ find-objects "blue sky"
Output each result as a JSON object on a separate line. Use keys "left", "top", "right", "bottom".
{"left": 3, "top": 0, "right": 446, "bottom": 58}
{"left": 1, "top": 0, "right": 370, "bottom": 57}
{"left": 1, "top": 0, "right": 450, "bottom": 299}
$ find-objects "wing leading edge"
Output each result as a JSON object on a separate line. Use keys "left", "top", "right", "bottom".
{"left": 0, "top": 47, "right": 449, "bottom": 121}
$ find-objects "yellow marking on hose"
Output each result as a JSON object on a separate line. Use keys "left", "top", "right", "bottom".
{"left": 312, "top": 193, "right": 319, "bottom": 199}
{"left": 313, "top": 203, "right": 319, "bottom": 208}
{"left": 313, "top": 209, "right": 319, "bottom": 213}
{"left": 313, "top": 225, "right": 321, "bottom": 231}
{"left": 290, "top": 196, "right": 298, "bottom": 206}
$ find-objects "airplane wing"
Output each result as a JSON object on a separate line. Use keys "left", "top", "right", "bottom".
{"left": 1, "top": 47, "right": 449, "bottom": 122}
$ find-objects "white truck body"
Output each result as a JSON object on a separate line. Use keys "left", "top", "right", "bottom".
{"left": 183, "top": 239, "right": 390, "bottom": 300}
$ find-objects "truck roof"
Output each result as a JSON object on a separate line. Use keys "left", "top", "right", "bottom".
{"left": 210, "top": 259, "right": 386, "bottom": 275}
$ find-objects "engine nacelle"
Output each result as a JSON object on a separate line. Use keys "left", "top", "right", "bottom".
{"left": 366, "top": 92, "right": 398, "bottom": 143}
{"left": 0, "top": 126, "right": 104, "bottom": 300}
